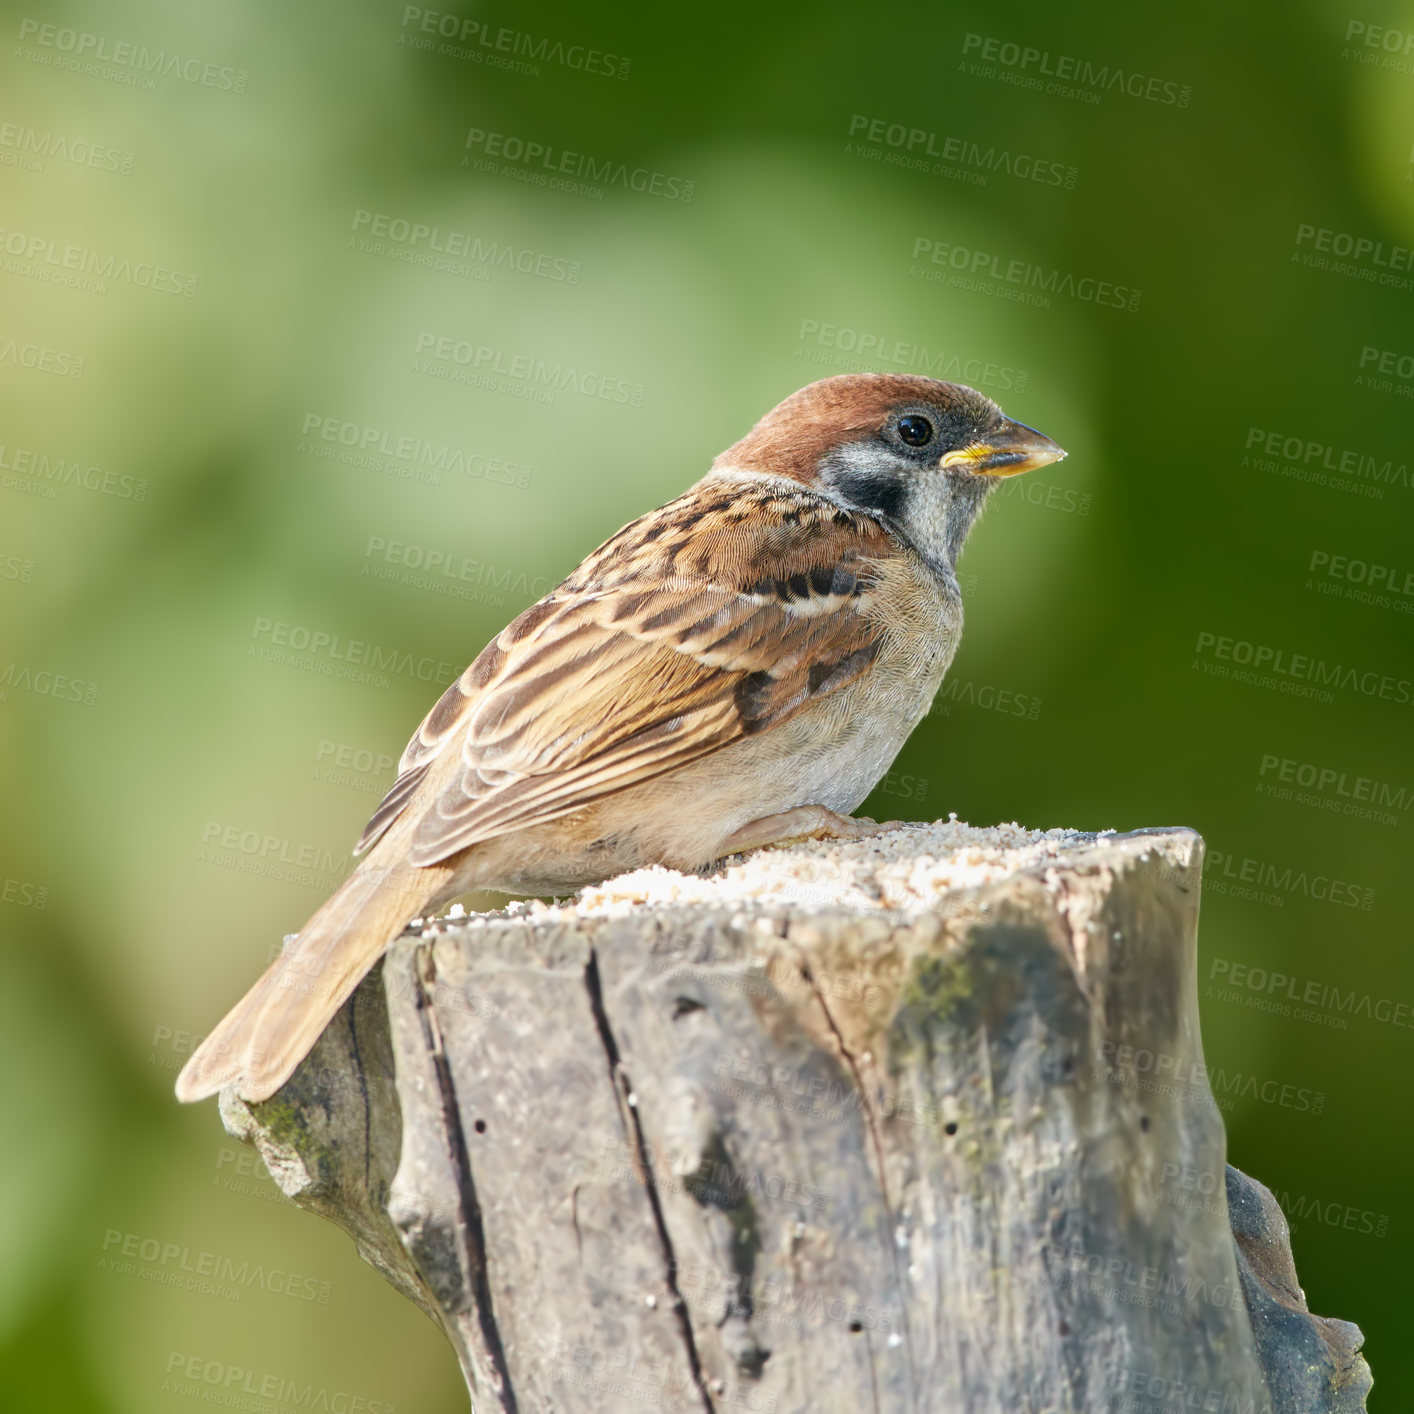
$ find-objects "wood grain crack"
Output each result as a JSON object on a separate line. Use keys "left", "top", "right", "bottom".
{"left": 584, "top": 947, "right": 717, "bottom": 1414}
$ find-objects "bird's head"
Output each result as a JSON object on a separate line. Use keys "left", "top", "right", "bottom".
{"left": 712, "top": 373, "right": 1066, "bottom": 575}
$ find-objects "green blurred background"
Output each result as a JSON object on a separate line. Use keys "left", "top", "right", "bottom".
{"left": 2, "top": 0, "right": 1412, "bottom": 1407}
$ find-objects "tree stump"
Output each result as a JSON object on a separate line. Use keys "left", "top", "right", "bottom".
{"left": 219, "top": 821, "right": 1372, "bottom": 1413}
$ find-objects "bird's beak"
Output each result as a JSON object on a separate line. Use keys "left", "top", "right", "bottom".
{"left": 938, "top": 419, "right": 1067, "bottom": 477}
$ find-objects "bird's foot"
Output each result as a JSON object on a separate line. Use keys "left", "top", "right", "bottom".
{"left": 719, "top": 804, "right": 904, "bottom": 857}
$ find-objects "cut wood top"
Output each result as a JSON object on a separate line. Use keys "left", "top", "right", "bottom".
{"left": 407, "top": 820, "right": 1200, "bottom": 931}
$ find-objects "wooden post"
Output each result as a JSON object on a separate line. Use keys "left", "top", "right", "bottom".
{"left": 219, "top": 823, "right": 1372, "bottom": 1413}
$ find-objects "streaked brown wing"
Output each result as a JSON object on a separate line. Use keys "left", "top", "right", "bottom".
{"left": 354, "top": 480, "right": 891, "bottom": 866}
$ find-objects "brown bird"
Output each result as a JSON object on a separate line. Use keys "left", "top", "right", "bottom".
{"left": 177, "top": 372, "right": 1064, "bottom": 1103}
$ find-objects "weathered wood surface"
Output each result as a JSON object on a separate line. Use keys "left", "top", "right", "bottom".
{"left": 220, "top": 822, "right": 1373, "bottom": 1413}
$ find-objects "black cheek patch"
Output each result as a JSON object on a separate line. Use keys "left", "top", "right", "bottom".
{"left": 835, "top": 468, "right": 906, "bottom": 521}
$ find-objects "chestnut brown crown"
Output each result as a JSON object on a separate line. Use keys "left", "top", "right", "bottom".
{"left": 712, "top": 373, "right": 1064, "bottom": 485}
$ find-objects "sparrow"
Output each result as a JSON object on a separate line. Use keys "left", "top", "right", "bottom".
{"left": 177, "top": 372, "right": 1064, "bottom": 1103}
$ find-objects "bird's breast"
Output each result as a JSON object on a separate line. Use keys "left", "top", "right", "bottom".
{"left": 763, "top": 558, "right": 963, "bottom": 815}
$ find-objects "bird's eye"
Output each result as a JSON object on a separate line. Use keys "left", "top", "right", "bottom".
{"left": 896, "top": 415, "right": 934, "bottom": 447}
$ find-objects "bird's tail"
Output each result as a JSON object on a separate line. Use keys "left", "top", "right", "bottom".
{"left": 176, "top": 850, "right": 457, "bottom": 1104}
